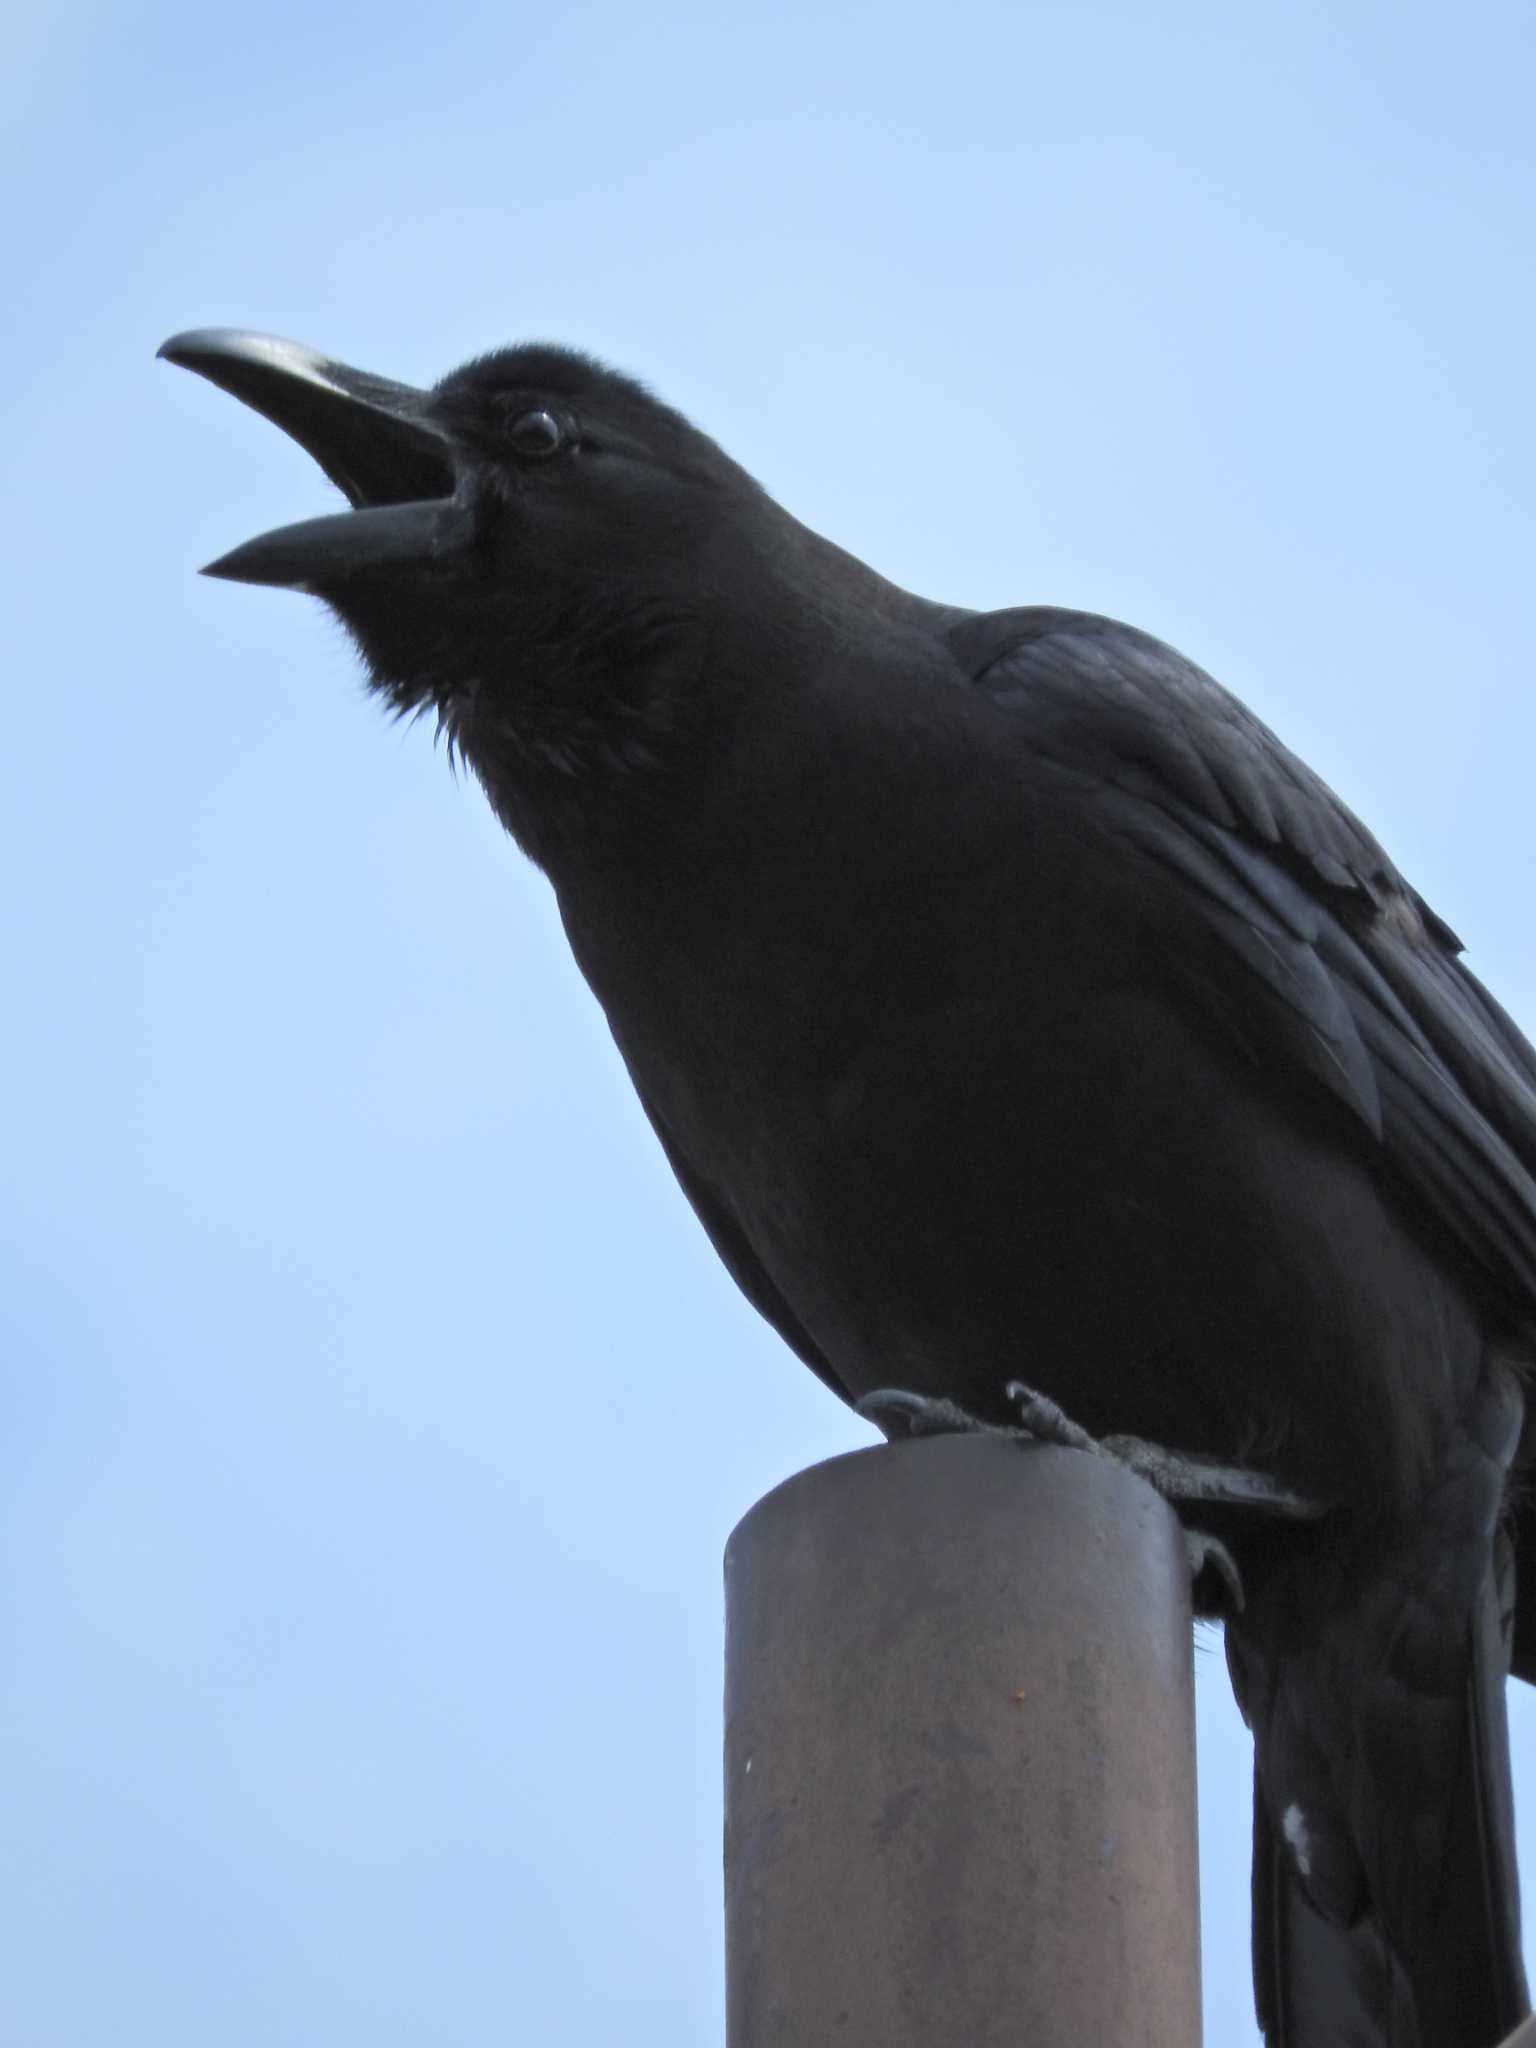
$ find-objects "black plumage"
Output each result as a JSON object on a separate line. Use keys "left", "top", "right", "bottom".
{"left": 162, "top": 328, "right": 1534, "bottom": 2045}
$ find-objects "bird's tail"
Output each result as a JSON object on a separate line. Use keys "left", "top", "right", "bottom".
{"left": 1248, "top": 1555, "right": 1528, "bottom": 2048}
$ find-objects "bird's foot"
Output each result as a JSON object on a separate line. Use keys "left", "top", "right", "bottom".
{"left": 1000, "top": 1380, "right": 1328, "bottom": 1523}
{"left": 859, "top": 1380, "right": 1326, "bottom": 1518}
{"left": 856, "top": 1380, "right": 1331, "bottom": 1612}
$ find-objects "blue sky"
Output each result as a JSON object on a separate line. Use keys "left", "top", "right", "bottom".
{"left": 5, "top": 3, "right": 1536, "bottom": 2041}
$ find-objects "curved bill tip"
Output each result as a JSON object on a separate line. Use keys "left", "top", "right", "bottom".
{"left": 157, "top": 328, "right": 337, "bottom": 380}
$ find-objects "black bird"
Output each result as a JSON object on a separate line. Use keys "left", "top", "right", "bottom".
{"left": 161, "top": 327, "right": 1534, "bottom": 2046}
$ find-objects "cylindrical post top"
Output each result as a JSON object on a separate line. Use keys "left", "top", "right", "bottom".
{"left": 723, "top": 1435, "right": 1201, "bottom": 2046}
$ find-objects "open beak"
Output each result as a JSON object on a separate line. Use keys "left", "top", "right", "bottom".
{"left": 158, "top": 329, "right": 472, "bottom": 589}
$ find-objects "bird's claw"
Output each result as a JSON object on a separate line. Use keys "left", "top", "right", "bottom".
{"left": 1002, "top": 1381, "right": 1101, "bottom": 1454}
{"left": 855, "top": 1388, "right": 1001, "bottom": 1440}
{"left": 1184, "top": 1528, "right": 1245, "bottom": 1612}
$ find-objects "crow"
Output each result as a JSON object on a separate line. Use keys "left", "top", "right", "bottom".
{"left": 161, "top": 327, "right": 1534, "bottom": 2046}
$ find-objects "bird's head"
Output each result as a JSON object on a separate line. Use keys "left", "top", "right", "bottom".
{"left": 160, "top": 329, "right": 770, "bottom": 858}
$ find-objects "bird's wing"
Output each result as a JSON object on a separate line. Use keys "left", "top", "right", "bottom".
{"left": 948, "top": 606, "right": 1536, "bottom": 1325}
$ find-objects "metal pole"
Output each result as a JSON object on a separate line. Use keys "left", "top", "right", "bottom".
{"left": 723, "top": 1435, "right": 1201, "bottom": 2046}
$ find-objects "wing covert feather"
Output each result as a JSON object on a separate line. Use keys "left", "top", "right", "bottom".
{"left": 950, "top": 606, "right": 1536, "bottom": 1319}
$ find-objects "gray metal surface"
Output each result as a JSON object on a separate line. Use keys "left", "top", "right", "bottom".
{"left": 723, "top": 1435, "right": 1201, "bottom": 2046}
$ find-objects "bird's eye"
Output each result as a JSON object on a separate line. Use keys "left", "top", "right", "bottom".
{"left": 506, "top": 408, "right": 565, "bottom": 459}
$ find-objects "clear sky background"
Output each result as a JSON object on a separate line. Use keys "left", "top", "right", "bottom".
{"left": 5, "top": 3, "right": 1536, "bottom": 2042}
